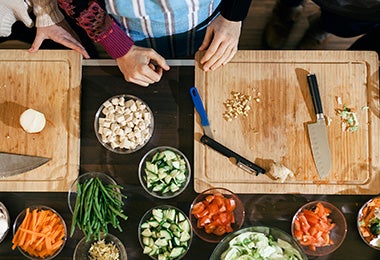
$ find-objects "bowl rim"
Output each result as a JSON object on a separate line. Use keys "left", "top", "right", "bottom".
{"left": 73, "top": 232, "right": 128, "bottom": 259}
{"left": 12, "top": 205, "right": 67, "bottom": 260}
{"left": 94, "top": 94, "right": 154, "bottom": 154}
{"left": 210, "top": 225, "right": 308, "bottom": 260}
{"left": 138, "top": 146, "right": 191, "bottom": 199}
{"left": 357, "top": 195, "right": 380, "bottom": 250}
{"left": 189, "top": 187, "right": 245, "bottom": 243}
{"left": 291, "top": 200, "right": 347, "bottom": 256}
{"left": 67, "top": 172, "right": 118, "bottom": 214}
{"left": 138, "top": 205, "right": 193, "bottom": 260}
{"left": 0, "top": 202, "right": 10, "bottom": 243}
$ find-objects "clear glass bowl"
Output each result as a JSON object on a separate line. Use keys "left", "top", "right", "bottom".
{"left": 138, "top": 146, "right": 191, "bottom": 199}
{"left": 68, "top": 172, "right": 119, "bottom": 214}
{"left": 291, "top": 200, "right": 347, "bottom": 256}
{"left": 73, "top": 233, "right": 127, "bottom": 260}
{"left": 189, "top": 187, "right": 245, "bottom": 243}
{"left": 12, "top": 205, "right": 67, "bottom": 260}
{"left": 0, "top": 202, "right": 10, "bottom": 243}
{"left": 357, "top": 195, "right": 380, "bottom": 250}
{"left": 138, "top": 205, "right": 192, "bottom": 260}
{"left": 94, "top": 94, "right": 154, "bottom": 154}
{"left": 210, "top": 226, "right": 307, "bottom": 260}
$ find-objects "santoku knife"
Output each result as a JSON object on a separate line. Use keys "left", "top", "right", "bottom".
{"left": 190, "top": 86, "right": 214, "bottom": 138}
{"left": 0, "top": 152, "right": 50, "bottom": 177}
{"left": 201, "top": 135, "right": 265, "bottom": 175}
{"left": 306, "top": 73, "right": 331, "bottom": 178}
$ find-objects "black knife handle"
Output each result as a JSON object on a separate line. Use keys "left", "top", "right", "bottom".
{"left": 307, "top": 73, "right": 324, "bottom": 116}
{"left": 200, "top": 135, "right": 265, "bottom": 175}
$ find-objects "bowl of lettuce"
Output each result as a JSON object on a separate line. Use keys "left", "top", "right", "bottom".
{"left": 210, "top": 226, "right": 307, "bottom": 260}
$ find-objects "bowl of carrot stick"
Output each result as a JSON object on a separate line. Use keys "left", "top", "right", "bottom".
{"left": 12, "top": 205, "right": 67, "bottom": 259}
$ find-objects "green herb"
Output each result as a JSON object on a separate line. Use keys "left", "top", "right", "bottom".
{"left": 335, "top": 105, "right": 359, "bottom": 132}
{"left": 70, "top": 177, "right": 128, "bottom": 241}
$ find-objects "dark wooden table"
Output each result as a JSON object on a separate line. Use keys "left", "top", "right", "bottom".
{"left": 0, "top": 62, "right": 379, "bottom": 259}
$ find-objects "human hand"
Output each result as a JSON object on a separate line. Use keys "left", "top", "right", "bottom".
{"left": 0, "top": 0, "right": 33, "bottom": 37}
{"left": 116, "top": 45, "right": 170, "bottom": 87}
{"left": 28, "top": 20, "right": 90, "bottom": 58}
{"left": 199, "top": 15, "right": 242, "bottom": 71}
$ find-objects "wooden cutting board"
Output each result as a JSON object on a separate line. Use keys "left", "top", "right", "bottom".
{"left": 0, "top": 50, "right": 81, "bottom": 191}
{"left": 194, "top": 50, "right": 379, "bottom": 195}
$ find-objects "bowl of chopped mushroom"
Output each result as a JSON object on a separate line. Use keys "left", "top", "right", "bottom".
{"left": 73, "top": 233, "right": 127, "bottom": 260}
{"left": 94, "top": 94, "right": 154, "bottom": 154}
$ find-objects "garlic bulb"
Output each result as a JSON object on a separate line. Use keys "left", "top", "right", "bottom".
{"left": 19, "top": 108, "right": 46, "bottom": 133}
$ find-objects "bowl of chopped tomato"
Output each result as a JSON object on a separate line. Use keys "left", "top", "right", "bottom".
{"left": 189, "top": 187, "right": 245, "bottom": 243}
{"left": 291, "top": 201, "right": 347, "bottom": 256}
{"left": 357, "top": 195, "right": 380, "bottom": 250}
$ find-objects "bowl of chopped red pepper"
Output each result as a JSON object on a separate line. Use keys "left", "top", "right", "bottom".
{"left": 291, "top": 201, "right": 347, "bottom": 256}
{"left": 189, "top": 187, "right": 245, "bottom": 243}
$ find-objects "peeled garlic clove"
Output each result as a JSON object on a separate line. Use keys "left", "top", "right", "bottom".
{"left": 19, "top": 108, "right": 46, "bottom": 133}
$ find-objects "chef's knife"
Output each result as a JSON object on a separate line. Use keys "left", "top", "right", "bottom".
{"left": 0, "top": 152, "right": 50, "bottom": 177}
{"left": 190, "top": 86, "right": 214, "bottom": 138}
{"left": 201, "top": 135, "right": 265, "bottom": 175}
{"left": 306, "top": 73, "right": 331, "bottom": 178}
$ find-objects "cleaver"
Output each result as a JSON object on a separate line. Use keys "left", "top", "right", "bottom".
{"left": 0, "top": 152, "right": 50, "bottom": 177}
{"left": 306, "top": 73, "right": 331, "bottom": 178}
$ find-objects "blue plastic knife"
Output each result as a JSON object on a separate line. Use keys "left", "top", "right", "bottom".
{"left": 190, "top": 86, "right": 214, "bottom": 138}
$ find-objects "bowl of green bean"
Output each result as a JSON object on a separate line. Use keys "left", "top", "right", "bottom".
{"left": 68, "top": 172, "right": 128, "bottom": 241}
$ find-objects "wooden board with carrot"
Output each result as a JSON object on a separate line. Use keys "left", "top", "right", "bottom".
{"left": 12, "top": 207, "right": 66, "bottom": 259}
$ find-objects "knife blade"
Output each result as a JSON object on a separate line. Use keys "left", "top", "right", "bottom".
{"left": 190, "top": 86, "right": 214, "bottom": 138}
{"left": 200, "top": 135, "right": 265, "bottom": 175}
{"left": 0, "top": 152, "right": 50, "bottom": 177}
{"left": 306, "top": 73, "right": 331, "bottom": 178}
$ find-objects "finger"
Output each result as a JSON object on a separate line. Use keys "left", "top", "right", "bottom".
{"left": 222, "top": 47, "right": 237, "bottom": 66}
{"left": 148, "top": 51, "right": 170, "bottom": 71}
{"left": 198, "top": 28, "right": 213, "bottom": 51}
{"left": 28, "top": 35, "right": 45, "bottom": 53}
{"left": 54, "top": 36, "right": 90, "bottom": 58}
{"left": 202, "top": 41, "right": 228, "bottom": 71}
{"left": 200, "top": 37, "right": 222, "bottom": 65}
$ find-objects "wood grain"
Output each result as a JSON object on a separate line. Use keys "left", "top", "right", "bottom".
{"left": 0, "top": 50, "right": 81, "bottom": 191}
{"left": 194, "top": 50, "right": 379, "bottom": 194}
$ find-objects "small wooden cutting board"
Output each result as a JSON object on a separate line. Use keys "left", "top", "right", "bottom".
{"left": 0, "top": 50, "right": 81, "bottom": 191}
{"left": 194, "top": 50, "right": 379, "bottom": 195}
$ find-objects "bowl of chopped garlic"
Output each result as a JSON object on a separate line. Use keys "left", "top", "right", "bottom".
{"left": 73, "top": 233, "right": 127, "bottom": 260}
{"left": 94, "top": 94, "right": 154, "bottom": 154}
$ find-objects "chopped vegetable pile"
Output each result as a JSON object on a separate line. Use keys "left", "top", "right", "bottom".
{"left": 89, "top": 239, "right": 120, "bottom": 260}
{"left": 220, "top": 231, "right": 304, "bottom": 260}
{"left": 143, "top": 149, "right": 189, "bottom": 196}
{"left": 191, "top": 193, "right": 237, "bottom": 236}
{"left": 358, "top": 197, "right": 380, "bottom": 248}
{"left": 293, "top": 202, "right": 336, "bottom": 251}
{"left": 335, "top": 105, "right": 359, "bottom": 132}
{"left": 140, "top": 207, "right": 191, "bottom": 259}
{"left": 12, "top": 207, "right": 66, "bottom": 259}
{"left": 71, "top": 177, "right": 128, "bottom": 241}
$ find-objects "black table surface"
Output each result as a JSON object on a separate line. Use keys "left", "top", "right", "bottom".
{"left": 0, "top": 63, "right": 379, "bottom": 260}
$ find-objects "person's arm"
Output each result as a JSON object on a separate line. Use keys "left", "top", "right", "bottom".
{"left": 58, "top": 0, "right": 169, "bottom": 87}
{"left": 220, "top": 0, "right": 252, "bottom": 22}
{"left": 199, "top": 0, "right": 252, "bottom": 71}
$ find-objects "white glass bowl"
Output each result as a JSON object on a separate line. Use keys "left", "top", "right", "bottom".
{"left": 94, "top": 94, "right": 154, "bottom": 154}
{"left": 73, "top": 233, "right": 127, "bottom": 260}
{"left": 138, "top": 146, "right": 191, "bottom": 199}
{"left": 0, "top": 202, "right": 10, "bottom": 243}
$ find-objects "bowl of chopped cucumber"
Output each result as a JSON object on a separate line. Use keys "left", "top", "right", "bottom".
{"left": 73, "top": 233, "right": 127, "bottom": 260}
{"left": 210, "top": 226, "right": 307, "bottom": 260}
{"left": 94, "top": 94, "right": 154, "bottom": 154}
{"left": 189, "top": 187, "right": 245, "bottom": 243}
{"left": 138, "top": 205, "right": 193, "bottom": 259}
{"left": 138, "top": 146, "right": 191, "bottom": 199}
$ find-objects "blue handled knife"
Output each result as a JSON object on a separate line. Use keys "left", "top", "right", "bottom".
{"left": 190, "top": 86, "right": 214, "bottom": 138}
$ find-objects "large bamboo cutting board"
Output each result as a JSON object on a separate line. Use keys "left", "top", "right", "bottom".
{"left": 194, "top": 51, "right": 379, "bottom": 195}
{"left": 0, "top": 50, "right": 81, "bottom": 191}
